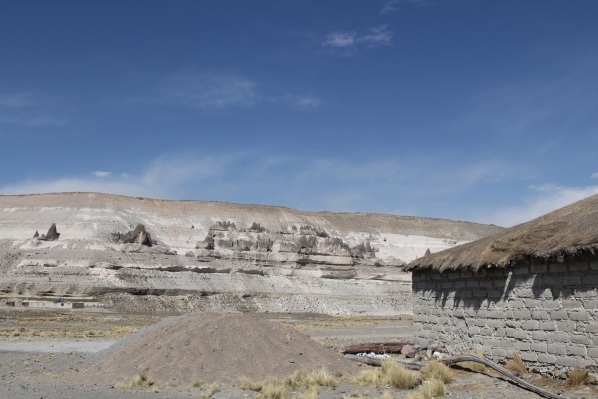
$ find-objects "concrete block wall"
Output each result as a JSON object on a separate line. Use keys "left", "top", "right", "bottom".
{"left": 411, "top": 255, "right": 598, "bottom": 372}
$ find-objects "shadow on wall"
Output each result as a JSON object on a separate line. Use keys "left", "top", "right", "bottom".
{"left": 414, "top": 253, "right": 597, "bottom": 310}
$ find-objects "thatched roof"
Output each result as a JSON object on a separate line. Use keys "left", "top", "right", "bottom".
{"left": 406, "top": 194, "right": 598, "bottom": 272}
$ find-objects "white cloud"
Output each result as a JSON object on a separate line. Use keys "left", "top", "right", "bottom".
{"left": 0, "top": 93, "right": 33, "bottom": 108}
{"left": 0, "top": 92, "right": 68, "bottom": 127}
{"left": 132, "top": 71, "right": 322, "bottom": 111}
{"left": 159, "top": 72, "right": 260, "bottom": 109}
{"left": 480, "top": 184, "right": 598, "bottom": 227}
{"left": 380, "top": 0, "right": 427, "bottom": 14}
{"left": 322, "top": 31, "right": 356, "bottom": 48}
{"left": 358, "top": 25, "right": 393, "bottom": 47}
{"left": 591, "top": 172, "right": 598, "bottom": 179}
{"left": 323, "top": 26, "right": 393, "bottom": 50}
{"left": 92, "top": 171, "right": 112, "bottom": 178}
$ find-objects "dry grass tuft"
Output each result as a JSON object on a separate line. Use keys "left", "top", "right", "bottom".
{"left": 381, "top": 392, "right": 393, "bottom": 399}
{"left": 354, "top": 360, "right": 418, "bottom": 389}
{"left": 192, "top": 378, "right": 203, "bottom": 388}
{"left": 568, "top": 367, "right": 590, "bottom": 387}
{"left": 420, "top": 361, "right": 452, "bottom": 384}
{"left": 201, "top": 382, "right": 221, "bottom": 398}
{"left": 240, "top": 376, "right": 264, "bottom": 391}
{"left": 505, "top": 350, "right": 527, "bottom": 375}
{"left": 458, "top": 347, "right": 487, "bottom": 373}
{"left": 298, "top": 385, "right": 320, "bottom": 399}
{"left": 128, "top": 373, "right": 154, "bottom": 389}
{"left": 406, "top": 378, "right": 446, "bottom": 399}
{"left": 257, "top": 379, "right": 287, "bottom": 399}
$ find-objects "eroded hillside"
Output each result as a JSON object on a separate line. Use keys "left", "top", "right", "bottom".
{"left": 0, "top": 193, "right": 502, "bottom": 315}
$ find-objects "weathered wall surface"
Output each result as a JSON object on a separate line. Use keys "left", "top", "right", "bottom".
{"left": 412, "top": 255, "right": 598, "bottom": 372}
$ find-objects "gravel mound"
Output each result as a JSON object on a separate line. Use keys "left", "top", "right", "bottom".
{"left": 80, "top": 312, "right": 361, "bottom": 386}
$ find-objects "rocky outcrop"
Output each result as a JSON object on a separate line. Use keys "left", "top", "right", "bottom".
{"left": 110, "top": 224, "right": 155, "bottom": 246}
{"left": 36, "top": 223, "right": 60, "bottom": 241}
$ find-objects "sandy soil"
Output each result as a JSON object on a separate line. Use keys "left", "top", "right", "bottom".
{"left": 0, "top": 308, "right": 596, "bottom": 399}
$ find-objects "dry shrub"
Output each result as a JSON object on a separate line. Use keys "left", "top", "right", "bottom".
{"left": 298, "top": 385, "right": 319, "bottom": 399}
{"left": 201, "top": 382, "right": 221, "bottom": 398}
{"left": 355, "top": 360, "right": 418, "bottom": 389}
{"left": 129, "top": 373, "right": 154, "bottom": 388}
{"left": 420, "top": 361, "right": 452, "bottom": 384}
{"left": 258, "top": 379, "right": 287, "bottom": 399}
{"left": 192, "top": 378, "right": 203, "bottom": 388}
{"left": 420, "top": 378, "right": 446, "bottom": 397}
{"left": 569, "top": 367, "right": 590, "bottom": 387}
{"left": 505, "top": 350, "right": 527, "bottom": 375}
{"left": 382, "top": 360, "right": 418, "bottom": 389}
{"left": 240, "top": 376, "right": 265, "bottom": 391}
{"left": 458, "top": 347, "right": 487, "bottom": 373}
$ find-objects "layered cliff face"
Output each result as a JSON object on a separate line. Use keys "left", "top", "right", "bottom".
{"left": 0, "top": 193, "right": 503, "bottom": 315}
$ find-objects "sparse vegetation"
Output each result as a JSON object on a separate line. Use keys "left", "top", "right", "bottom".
{"left": 201, "top": 382, "right": 221, "bottom": 398}
{"left": 240, "top": 368, "right": 337, "bottom": 399}
{"left": 420, "top": 360, "right": 452, "bottom": 384}
{"left": 354, "top": 360, "right": 418, "bottom": 389}
{"left": 458, "top": 348, "right": 487, "bottom": 373}
{"left": 568, "top": 367, "right": 590, "bottom": 387}
{"left": 407, "top": 378, "right": 446, "bottom": 399}
{"left": 192, "top": 378, "right": 203, "bottom": 388}
{"left": 297, "top": 385, "right": 319, "bottom": 399}
{"left": 505, "top": 350, "right": 527, "bottom": 375}
{"left": 129, "top": 373, "right": 154, "bottom": 388}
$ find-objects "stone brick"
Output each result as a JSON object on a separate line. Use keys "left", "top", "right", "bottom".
{"left": 549, "top": 263, "right": 568, "bottom": 273}
{"left": 507, "top": 300, "right": 525, "bottom": 309}
{"left": 513, "top": 341, "right": 530, "bottom": 351}
{"left": 480, "top": 327, "right": 494, "bottom": 336}
{"left": 460, "top": 290, "right": 473, "bottom": 298}
{"left": 441, "top": 281, "right": 453, "bottom": 289}
{"left": 514, "top": 329, "right": 529, "bottom": 340}
{"left": 575, "top": 289, "right": 597, "bottom": 298}
{"left": 549, "top": 310, "right": 568, "bottom": 320}
{"left": 448, "top": 272, "right": 460, "bottom": 280}
{"left": 492, "top": 348, "right": 507, "bottom": 357}
{"left": 585, "top": 324, "right": 598, "bottom": 333}
{"left": 513, "top": 310, "right": 531, "bottom": 319}
{"left": 460, "top": 271, "right": 473, "bottom": 279}
{"left": 555, "top": 356, "right": 579, "bottom": 367}
{"left": 547, "top": 343, "right": 566, "bottom": 355}
{"left": 521, "top": 321, "right": 539, "bottom": 331}
{"left": 488, "top": 310, "right": 506, "bottom": 319}
{"left": 495, "top": 329, "right": 507, "bottom": 337}
{"left": 473, "top": 290, "right": 487, "bottom": 298}
{"left": 584, "top": 299, "right": 598, "bottom": 309}
{"left": 505, "top": 328, "right": 515, "bottom": 338}
{"left": 570, "top": 334, "right": 592, "bottom": 346}
{"left": 568, "top": 263, "right": 589, "bottom": 272}
{"left": 487, "top": 290, "right": 502, "bottom": 298}
{"left": 532, "top": 310, "right": 549, "bottom": 320}
{"left": 530, "top": 342, "right": 547, "bottom": 352}
{"left": 453, "top": 280, "right": 466, "bottom": 289}
{"left": 519, "top": 351, "right": 538, "bottom": 362}
{"left": 532, "top": 331, "right": 547, "bottom": 340}
{"left": 562, "top": 300, "right": 583, "bottom": 308}
{"left": 556, "top": 321, "right": 577, "bottom": 332}
{"left": 513, "top": 266, "right": 529, "bottom": 275}
{"left": 453, "top": 309, "right": 465, "bottom": 318}
{"left": 466, "top": 280, "right": 479, "bottom": 288}
{"left": 530, "top": 264, "right": 548, "bottom": 274}
{"left": 569, "top": 311, "right": 591, "bottom": 321}
{"left": 588, "top": 347, "right": 598, "bottom": 358}
{"left": 567, "top": 345, "right": 588, "bottom": 356}
{"left": 564, "top": 276, "right": 582, "bottom": 286}
{"left": 549, "top": 332, "right": 569, "bottom": 343}
{"left": 540, "top": 300, "right": 560, "bottom": 309}
{"left": 524, "top": 299, "right": 541, "bottom": 308}
{"left": 468, "top": 326, "right": 480, "bottom": 335}
{"left": 479, "top": 280, "right": 494, "bottom": 289}
{"left": 538, "top": 353, "right": 557, "bottom": 364}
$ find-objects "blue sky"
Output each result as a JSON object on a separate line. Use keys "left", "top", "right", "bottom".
{"left": 1, "top": 0, "right": 597, "bottom": 227}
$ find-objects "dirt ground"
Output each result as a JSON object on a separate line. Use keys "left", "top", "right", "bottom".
{"left": 1, "top": 307, "right": 596, "bottom": 399}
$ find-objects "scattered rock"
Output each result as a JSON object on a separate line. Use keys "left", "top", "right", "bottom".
{"left": 401, "top": 344, "right": 416, "bottom": 358}
{"left": 33, "top": 231, "right": 39, "bottom": 238}
{"left": 36, "top": 223, "right": 60, "bottom": 241}
{"left": 111, "top": 224, "right": 155, "bottom": 246}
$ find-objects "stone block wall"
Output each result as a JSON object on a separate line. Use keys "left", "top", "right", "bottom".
{"left": 411, "top": 254, "right": 598, "bottom": 372}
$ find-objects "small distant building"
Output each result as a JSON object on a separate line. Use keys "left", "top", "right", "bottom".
{"left": 406, "top": 194, "right": 598, "bottom": 372}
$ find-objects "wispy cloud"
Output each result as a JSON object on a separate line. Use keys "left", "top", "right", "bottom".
{"left": 380, "top": 0, "right": 428, "bottom": 14}
{"left": 322, "top": 31, "right": 357, "bottom": 48}
{"left": 132, "top": 71, "right": 322, "bottom": 111}
{"left": 92, "top": 171, "right": 112, "bottom": 178}
{"left": 359, "top": 25, "right": 393, "bottom": 47}
{"left": 323, "top": 25, "right": 393, "bottom": 50}
{"left": 479, "top": 184, "right": 598, "bottom": 227}
{"left": 0, "top": 153, "right": 521, "bottom": 216}
{"left": 0, "top": 92, "right": 68, "bottom": 127}
{"left": 591, "top": 172, "right": 598, "bottom": 179}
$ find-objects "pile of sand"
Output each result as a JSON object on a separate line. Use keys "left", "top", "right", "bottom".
{"left": 80, "top": 312, "right": 361, "bottom": 386}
